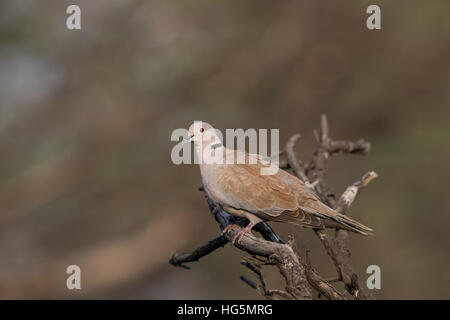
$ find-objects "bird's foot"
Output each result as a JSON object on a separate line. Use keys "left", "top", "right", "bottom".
{"left": 222, "top": 224, "right": 240, "bottom": 236}
{"left": 231, "top": 223, "right": 255, "bottom": 246}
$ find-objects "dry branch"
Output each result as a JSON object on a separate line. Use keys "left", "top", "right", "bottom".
{"left": 170, "top": 115, "right": 378, "bottom": 300}
{"left": 170, "top": 235, "right": 228, "bottom": 269}
{"left": 305, "top": 115, "right": 376, "bottom": 299}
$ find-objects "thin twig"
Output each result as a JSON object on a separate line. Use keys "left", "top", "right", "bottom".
{"left": 285, "top": 134, "right": 310, "bottom": 183}
{"left": 304, "top": 250, "right": 346, "bottom": 300}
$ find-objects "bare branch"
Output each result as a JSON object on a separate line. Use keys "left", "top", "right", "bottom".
{"left": 240, "top": 257, "right": 269, "bottom": 297}
{"left": 169, "top": 235, "right": 228, "bottom": 269}
{"left": 285, "top": 134, "right": 310, "bottom": 183}
{"left": 327, "top": 139, "right": 371, "bottom": 155}
{"left": 304, "top": 250, "right": 346, "bottom": 300}
{"left": 303, "top": 115, "right": 377, "bottom": 299}
{"left": 223, "top": 226, "right": 313, "bottom": 299}
{"left": 170, "top": 115, "right": 378, "bottom": 300}
{"left": 335, "top": 171, "right": 378, "bottom": 213}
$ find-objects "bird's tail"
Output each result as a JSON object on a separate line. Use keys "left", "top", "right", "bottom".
{"left": 330, "top": 213, "right": 374, "bottom": 236}
{"left": 301, "top": 203, "right": 374, "bottom": 236}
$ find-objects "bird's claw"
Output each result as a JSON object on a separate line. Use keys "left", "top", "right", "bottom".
{"left": 229, "top": 223, "right": 255, "bottom": 246}
{"left": 222, "top": 224, "right": 240, "bottom": 236}
{"left": 231, "top": 229, "right": 246, "bottom": 245}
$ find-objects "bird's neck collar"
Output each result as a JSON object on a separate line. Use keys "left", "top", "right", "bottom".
{"left": 209, "top": 142, "right": 223, "bottom": 150}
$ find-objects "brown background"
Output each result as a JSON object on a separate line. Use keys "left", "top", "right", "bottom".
{"left": 0, "top": 0, "right": 449, "bottom": 299}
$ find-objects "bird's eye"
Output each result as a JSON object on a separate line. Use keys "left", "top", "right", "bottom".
{"left": 200, "top": 128, "right": 204, "bottom": 133}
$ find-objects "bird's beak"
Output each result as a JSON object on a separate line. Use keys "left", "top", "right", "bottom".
{"left": 182, "top": 133, "right": 194, "bottom": 145}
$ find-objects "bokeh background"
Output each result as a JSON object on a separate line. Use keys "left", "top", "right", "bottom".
{"left": 0, "top": 0, "right": 449, "bottom": 299}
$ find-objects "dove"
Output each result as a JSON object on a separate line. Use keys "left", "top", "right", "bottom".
{"left": 185, "top": 121, "right": 373, "bottom": 243}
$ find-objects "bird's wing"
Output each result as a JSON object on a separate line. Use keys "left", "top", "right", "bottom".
{"left": 277, "top": 169, "right": 373, "bottom": 234}
{"left": 276, "top": 169, "right": 330, "bottom": 216}
{"left": 203, "top": 149, "right": 372, "bottom": 234}
{"left": 214, "top": 162, "right": 296, "bottom": 214}
{"left": 210, "top": 159, "right": 324, "bottom": 228}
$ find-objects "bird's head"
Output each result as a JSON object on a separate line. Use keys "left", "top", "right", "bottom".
{"left": 186, "top": 121, "right": 220, "bottom": 148}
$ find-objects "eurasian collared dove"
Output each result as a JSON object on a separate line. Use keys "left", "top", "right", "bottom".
{"left": 186, "top": 121, "right": 373, "bottom": 243}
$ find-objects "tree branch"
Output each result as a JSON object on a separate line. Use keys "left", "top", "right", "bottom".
{"left": 285, "top": 134, "right": 309, "bottom": 184}
{"left": 222, "top": 225, "right": 313, "bottom": 299}
{"left": 169, "top": 114, "right": 378, "bottom": 300}
{"left": 288, "top": 114, "right": 377, "bottom": 299}
{"left": 304, "top": 250, "right": 346, "bottom": 300}
{"left": 169, "top": 235, "right": 228, "bottom": 269}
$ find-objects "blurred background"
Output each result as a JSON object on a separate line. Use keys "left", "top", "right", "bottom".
{"left": 0, "top": 0, "right": 449, "bottom": 299}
